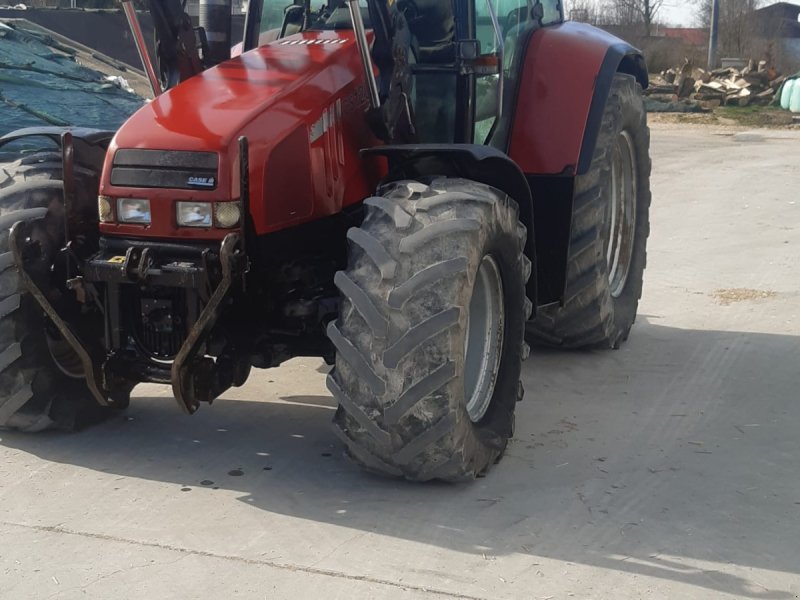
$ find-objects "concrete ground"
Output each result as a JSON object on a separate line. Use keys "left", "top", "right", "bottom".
{"left": 2, "top": 124, "right": 799, "bottom": 599}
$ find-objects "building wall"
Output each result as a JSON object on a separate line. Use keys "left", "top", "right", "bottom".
{"left": 0, "top": 9, "right": 246, "bottom": 68}
{"left": 785, "top": 39, "right": 800, "bottom": 67}
{"left": 754, "top": 2, "right": 800, "bottom": 23}
{"left": 753, "top": 3, "right": 800, "bottom": 39}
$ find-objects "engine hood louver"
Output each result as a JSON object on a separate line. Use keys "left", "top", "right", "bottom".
{"left": 110, "top": 149, "right": 219, "bottom": 191}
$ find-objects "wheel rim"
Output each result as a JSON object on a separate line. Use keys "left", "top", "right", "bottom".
{"left": 607, "top": 130, "right": 638, "bottom": 299}
{"left": 464, "top": 255, "right": 504, "bottom": 423}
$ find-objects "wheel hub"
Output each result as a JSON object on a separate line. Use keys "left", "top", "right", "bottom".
{"left": 464, "top": 255, "right": 504, "bottom": 423}
{"left": 607, "top": 130, "right": 638, "bottom": 299}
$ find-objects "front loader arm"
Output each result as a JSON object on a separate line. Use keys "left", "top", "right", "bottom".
{"left": 146, "top": 0, "right": 205, "bottom": 90}
{"left": 344, "top": 0, "right": 416, "bottom": 143}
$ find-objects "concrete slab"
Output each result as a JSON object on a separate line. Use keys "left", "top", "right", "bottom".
{"left": 1, "top": 124, "right": 799, "bottom": 599}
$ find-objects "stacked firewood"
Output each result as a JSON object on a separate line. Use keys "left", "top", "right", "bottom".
{"left": 647, "top": 59, "right": 787, "bottom": 111}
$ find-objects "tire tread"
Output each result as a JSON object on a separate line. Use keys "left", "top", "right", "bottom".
{"left": 329, "top": 179, "right": 532, "bottom": 481}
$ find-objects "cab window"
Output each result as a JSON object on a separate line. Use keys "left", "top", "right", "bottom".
{"left": 260, "top": 0, "right": 290, "bottom": 36}
{"left": 474, "top": 0, "right": 530, "bottom": 142}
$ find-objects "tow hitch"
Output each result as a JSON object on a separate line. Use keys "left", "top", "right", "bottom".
{"left": 11, "top": 221, "right": 247, "bottom": 414}
{"left": 170, "top": 233, "right": 244, "bottom": 414}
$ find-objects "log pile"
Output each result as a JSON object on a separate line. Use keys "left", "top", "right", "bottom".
{"left": 646, "top": 59, "right": 787, "bottom": 112}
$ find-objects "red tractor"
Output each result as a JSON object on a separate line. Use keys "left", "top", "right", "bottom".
{"left": 0, "top": 0, "right": 651, "bottom": 481}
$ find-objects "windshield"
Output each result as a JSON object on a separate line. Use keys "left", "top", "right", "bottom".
{"left": 259, "top": 1, "right": 374, "bottom": 37}
{"left": 260, "top": 0, "right": 291, "bottom": 35}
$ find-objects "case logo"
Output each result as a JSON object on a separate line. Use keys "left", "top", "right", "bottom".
{"left": 187, "top": 176, "right": 216, "bottom": 188}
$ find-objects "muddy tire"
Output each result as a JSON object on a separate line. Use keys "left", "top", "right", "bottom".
{"left": 327, "top": 178, "right": 532, "bottom": 482}
{"left": 527, "top": 73, "right": 651, "bottom": 349}
{"left": 0, "top": 152, "right": 117, "bottom": 432}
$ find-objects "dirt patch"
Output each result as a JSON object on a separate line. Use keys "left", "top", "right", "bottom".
{"left": 649, "top": 107, "right": 797, "bottom": 129}
{"left": 712, "top": 288, "right": 778, "bottom": 305}
{"left": 648, "top": 112, "right": 719, "bottom": 126}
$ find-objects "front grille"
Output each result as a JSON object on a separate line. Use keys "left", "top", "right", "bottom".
{"left": 132, "top": 289, "right": 188, "bottom": 359}
{"left": 110, "top": 149, "right": 219, "bottom": 191}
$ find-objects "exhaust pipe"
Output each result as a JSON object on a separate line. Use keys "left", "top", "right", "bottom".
{"left": 200, "top": 0, "right": 232, "bottom": 65}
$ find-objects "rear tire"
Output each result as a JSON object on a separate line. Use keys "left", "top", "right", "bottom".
{"left": 527, "top": 73, "right": 651, "bottom": 349}
{"left": 0, "top": 152, "right": 120, "bottom": 432}
{"left": 328, "top": 178, "right": 533, "bottom": 482}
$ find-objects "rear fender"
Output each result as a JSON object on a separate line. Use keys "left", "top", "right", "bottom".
{"left": 362, "top": 144, "right": 537, "bottom": 306}
{"left": 507, "top": 22, "right": 647, "bottom": 177}
{"left": 505, "top": 22, "right": 646, "bottom": 307}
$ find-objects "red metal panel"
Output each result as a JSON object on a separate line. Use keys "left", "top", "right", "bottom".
{"left": 508, "top": 22, "right": 619, "bottom": 176}
{"left": 99, "top": 30, "right": 383, "bottom": 241}
{"left": 264, "top": 125, "right": 314, "bottom": 224}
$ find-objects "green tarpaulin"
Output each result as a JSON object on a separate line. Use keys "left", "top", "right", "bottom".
{"left": 0, "top": 21, "right": 143, "bottom": 137}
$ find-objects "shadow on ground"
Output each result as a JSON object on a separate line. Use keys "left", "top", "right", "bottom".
{"left": 2, "top": 321, "right": 798, "bottom": 598}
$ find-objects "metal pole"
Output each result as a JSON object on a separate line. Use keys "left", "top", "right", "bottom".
{"left": 708, "top": 0, "right": 720, "bottom": 70}
{"left": 238, "top": 136, "right": 251, "bottom": 259}
{"left": 485, "top": 0, "right": 504, "bottom": 119}
{"left": 347, "top": 0, "right": 381, "bottom": 110}
{"left": 122, "top": 0, "right": 163, "bottom": 97}
{"left": 61, "top": 131, "right": 74, "bottom": 278}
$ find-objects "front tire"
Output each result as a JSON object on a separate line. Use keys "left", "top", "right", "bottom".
{"left": 527, "top": 73, "right": 652, "bottom": 349}
{"left": 0, "top": 151, "right": 119, "bottom": 431}
{"left": 327, "top": 178, "right": 532, "bottom": 482}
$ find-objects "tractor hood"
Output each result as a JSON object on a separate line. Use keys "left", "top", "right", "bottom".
{"left": 110, "top": 30, "right": 362, "bottom": 155}
{"left": 100, "top": 29, "right": 379, "bottom": 241}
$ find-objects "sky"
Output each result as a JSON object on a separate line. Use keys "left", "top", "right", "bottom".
{"left": 657, "top": 0, "right": 800, "bottom": 27}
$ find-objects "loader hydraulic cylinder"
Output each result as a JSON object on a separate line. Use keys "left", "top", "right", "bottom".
{"left": 347, "top": 0, "right": 380, "bottom": 109}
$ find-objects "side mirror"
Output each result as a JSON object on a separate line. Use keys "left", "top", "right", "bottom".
{"left": 280, "top": 4, "right": 305, "bottom": 38}
{"left": 531, "top": 1, "right": 545, "bottom": 25}
{"left": 457, "top": 39, "right": 499, "bottom": 76}
{"left": 457, "top": 40, "right": 481, "bottom": 61}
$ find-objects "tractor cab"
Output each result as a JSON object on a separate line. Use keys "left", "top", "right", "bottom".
{"left": 248, "top": 0, "right": 564, "bottom": 146}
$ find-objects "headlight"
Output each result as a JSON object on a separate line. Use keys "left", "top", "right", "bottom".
{"left": 98, "top": 195, "right": 113, "bottom": 223}
{"left": 117, "top": 198, "right": 151, "bottom": 225}
{"left": 214, "top": 202, "right": 241, "bottom": 229}
{"left": 177, "top": 201, "right": 212, "bottom": 228}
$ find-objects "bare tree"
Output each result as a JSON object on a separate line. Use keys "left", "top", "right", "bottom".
{"left": 568, "top": 0, "right": 597, "bottom": 24}
{"left": 565, "top": 0, "right": 702, "bottom": 70}
{"left": 695, "top": 0, "right": 763, "bottom": 56}
{"left": 566, "top": 0, "right": 666, "bottom": 36}
{"left": 613, "top": 0, "right": 666, "bottom": 36}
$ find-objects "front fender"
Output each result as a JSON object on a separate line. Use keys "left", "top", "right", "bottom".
{"left": 0, "top": 127, "right": 114, "bottom": 150}
{"left": 362, "top": 144, "right": 537, "bottom": 307}
{"left": 0, "top": 127, "right": 113, "bottom": 179}
{"left": 507, "top": 22, "right": 647, "bottom": 177}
